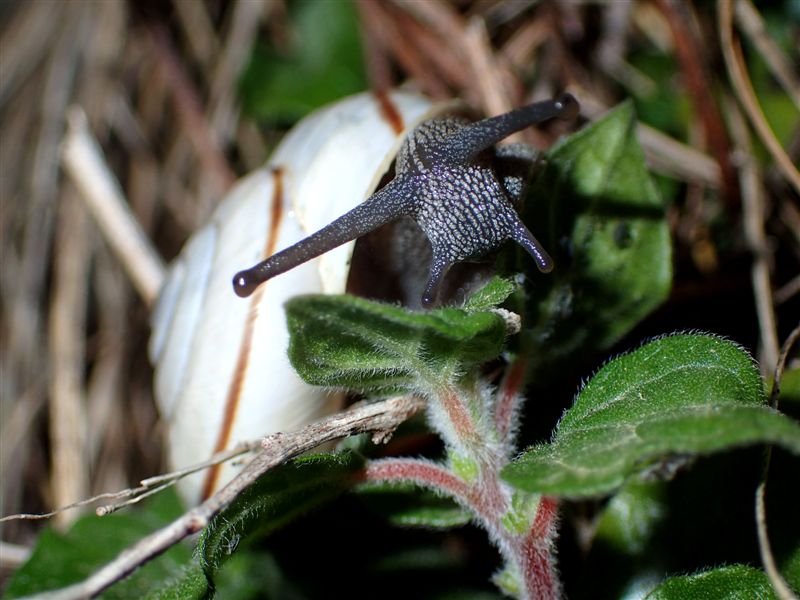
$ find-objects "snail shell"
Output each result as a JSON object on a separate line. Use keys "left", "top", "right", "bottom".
{"left": 149, "top": 90, "right": 449, "bottom": 504}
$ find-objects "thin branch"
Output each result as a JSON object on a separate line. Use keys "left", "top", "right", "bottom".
{"left": 463, "top": 17, "right": 516, "bottom": 130}
{"left": 356, "top": 0, "right": 394, "bottom": 91}
{"left": 148, "top": 24, "right": 236, "bottom": 194}
{"left": 0, "top": 0, "right": 65, "bottom": 106}
{"left": 0, "top": 440, "right": 259, "bottom": 523}
{"left": 95, "top": 481, "right": 177, "bottom": 517}
{"left": 207, "top": 0, "right": 265, "bottom": 147}
{"left": 718, "top": 0, "right": 800, "bottom": 195}
{"left": 725, "top": 97, "right": 780, "bottom": 372}
{"left": 734, "top": 0, "right": 800, "bottom": 111}
{"left": 357, "top": 0, "right": 450, "bottom": 99}
{"left": 769, "top": 323, "right": 800, "bottom": 410}
{"left": 389, "top": 0, "right": 489, "bottom": 106}
{"left": 595, "top": 3, "right": 657, "bottom": 98}
{"left": 171, "top": 0, "right": 220, "bottom": 69}
{"left": 657, "top": 0, "right": 739, "bottom": 203}
{"left": 138, "top": 441, "right": 261, "bottom": 488}
{"left": 774, "top": 274, "right": 800, "bottom": 306}
{"left": 20, "top": 396, "right": 424, "bottom": 600}
{"left": 61, "top": 107, "right": 166, "bottom": 307}
{"left": 755, "top": 326, "right": 800, "bottom": 600}
{"left": 499, "top": 17, "right": 549, "bottom": 73}
{"left": 48, "top": 190, "right": 91, "bottom": 527}
{"left": 756, "top": 482, "right": 798, "bottom": 600}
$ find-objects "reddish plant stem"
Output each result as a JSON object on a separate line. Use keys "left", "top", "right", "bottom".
{"left": 495, "top": 355, "right": 527, "bottom": 442}
{"left": 440, "top": 384, "right": 480, "bottom": 443}
{"left": 365, "top": 384, "right": 560, "bottom": 599}
{"left": 520, "top": 496, "right": 559, "bottom": 600}
{"left": 530, "top": 496, "right": 558, "bottom": 538}
{"left": 477, "top": 470, "right": 507, "bottom": 522}
{"left": 520, "top": 538, "right": 557, "bottom": 600}
{"left": 655, "top": 0, "right": 739, "bottom": 205}
{"left": 364, "top": 457, "right": 560, "bottom": 600}
{"left": 363, "top": 459, "right": 473, "bottom": 506}
{"left": 363, "top": 458, "right": 504, "bottom": 533}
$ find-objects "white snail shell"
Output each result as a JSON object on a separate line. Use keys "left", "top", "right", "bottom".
{"left": 149, "top": 90, "right": 449, "bottom": 504}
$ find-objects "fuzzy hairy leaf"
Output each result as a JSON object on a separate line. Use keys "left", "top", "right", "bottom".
{"left": 285, "top": 293, "right": 508, "bottom": 393}
{"left": 461, "top": 276, "right": 517, "bottom": 312}
{"left": 502, "top": 334, "right": 800, "bottom": 497}
{"left": 521, "top": 101, "right": 671, "bottom": 375}
{"left": 643, "top": 564, "right": 779, "bottom": 599}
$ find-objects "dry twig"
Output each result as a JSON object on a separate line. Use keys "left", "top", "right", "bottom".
{"left": 718, "top": 0, "right": 800, "bottom": 195}
{"left": 734, "top": 0, "right": 800, "bottom": 111}
{"left": 0, "top": 440, "right": 261, "bottom": 523}
{"left": 657, "top": 0, "right": 739, "bottom": 203}
{"left": 726, "top": 98, "right": 780, "bottom": 372}
{"left": 17, "top": 396, "right": 424, "bottom": 600}
{"left": 756, "top": 325, "right": 800, "bottom": 600}
{"left": 61, "top": 108, "right": 166, "bottom": 307}
{"left": 48, "top": 189, "right": 91, "bottom": 527}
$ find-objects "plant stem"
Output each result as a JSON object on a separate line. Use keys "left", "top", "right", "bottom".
{"left": 364, "top": 381, "right": 560, "bottom": 599}
{"left": 520, "top": 497, "right": 560, "bottom": 600}
{"left": 495, "top": 354, "right": 527, "bottom": 443}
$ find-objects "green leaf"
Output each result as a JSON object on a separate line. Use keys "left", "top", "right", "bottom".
{"left": 643, "top": 564, "right": 778, "bottom": 599}
{"left": 4, "top": 489, "right": 206, "bottom": 599}
{"left": 502, "top": 334, "right": 800, "bottom": 497}
{"left": 357, "top": 482, "right": 471, "bottom": 529}
{"left": 783, "top": 541, "right": 800, "bottom": 592}
{"left": 594, "top": 480, "right": 667, "bottom": 555}
{"left": 211, "top": 550, "right": 305, "bottom": 600}
{"left": 285, "top": 294, "right": 508, "bottom": 393}
{"left": 461, "top": 277, "right": 517, "bottom": 312}
{"left": 777, "top": 367, "right": 800, "bottom": 408}
{"left": 141, "top": 563, "right": 207, "bottom": 600}
{"left": 521, "top": 101, "right": 671, "bottom": 375}
{"left": 200, "top": 452, "right": 362, "bottom": 580}
{"left": 240, "top": 0, "right": 365, "bottom": 123}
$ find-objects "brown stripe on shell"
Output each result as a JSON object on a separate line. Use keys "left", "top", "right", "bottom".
{"left": 374, "top": 90, "right": 404, "bottom": 135}
{"left": 201, "top": 166, "right": 286, "bottom": 499}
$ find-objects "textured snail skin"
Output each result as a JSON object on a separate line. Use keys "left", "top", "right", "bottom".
{"left": 233, "top": 93, "right": 579, "bottom": 307}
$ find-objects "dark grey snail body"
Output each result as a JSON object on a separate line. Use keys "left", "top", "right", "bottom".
{"left": 233, "top": 93, "right": 579, "bottom": 307}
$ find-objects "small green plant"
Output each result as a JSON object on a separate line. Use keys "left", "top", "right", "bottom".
{"left": 281, "top": 294, "right": 798, "bottom": 599}
{"left": 6, "top": 102, "right": 799, "bottom": 600}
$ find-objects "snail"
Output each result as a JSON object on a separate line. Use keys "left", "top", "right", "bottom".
{"left": 149, "top": 89, "right": 579, "bottom": 505}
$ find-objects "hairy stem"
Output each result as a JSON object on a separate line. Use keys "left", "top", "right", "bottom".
{"left": 367, "top": 383, "right": 560, "bottom": 599}
{"left": 495, "top": 355, "right": 527, "bottom": 444}
{"left": 519, "top": 497, "right": 560, "bottom": 600}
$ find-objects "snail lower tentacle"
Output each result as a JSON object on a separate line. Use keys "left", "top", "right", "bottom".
{"left": 509, "top": 221, "right": 554, "bottom": 273}
{"left": 421, "top": 256, "right": 452, "bottom": 308}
